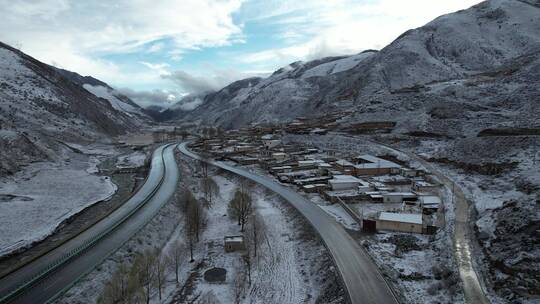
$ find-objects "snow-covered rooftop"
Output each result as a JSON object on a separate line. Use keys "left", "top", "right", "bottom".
{"left": 335, "top": 159, "right": 354, "bottom": 167}
{"left": 378, "top": 212, "right": 423, "bottom": 224}
{"left": 330, "top": 175, "right": 362, "bottom": 183}
{"left": 224, "top": 235, "right": 244, "bottom": 242}
{"left": 419, "top": 195, "right": 441, "bottom": 206}
{"left": 354, "top": 154, "right": 401, "bottom": 169}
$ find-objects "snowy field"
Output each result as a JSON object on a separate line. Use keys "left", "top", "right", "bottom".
{"left": 365, "top": 232, "right": 462, "bottom": 304}
{"left": 58, "top": 153, "right": 338, "bottom": 304}
{"left": 116, "top": 151, "right": 147, "bottom": 168}
{"left": 175, "top": 172, "right": 328, "bottom": 303}
{"left": 0, "top": 159, "right": 116, "bottom": 256}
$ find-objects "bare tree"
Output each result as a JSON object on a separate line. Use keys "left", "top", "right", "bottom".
{"left": 132, "top": 250, "right": 157, "bottom": 304}
{"left": 233, "top": 270, "right": 246, "bottom": 304}
{"left": 185, "top": 197, "right": 206, "bottom": 262}
{"left": 167, "top": 241, "right": 184, "bottom": 284}
{"left": 228, "top": 187, "right": 253, "bottom": 232}
{"left": 246, "top": 212, "right": 266, "bottom": 260}
{"left": 155, "top": 250, "right": 167, "bottom": 301}
{"left": 99, "top": 263, "right": 129, "bottom": 304}
{"left": 199, "top": 158, "right": 210, "bottom": 178}
{"left": 200, "top": 176, "right": 219, "bottom": 207}
{"left": 177, "top": 188, "right": 197, "bottom": 214}
{"left": 242, "top": 250, "right": 252, "bottom": 286}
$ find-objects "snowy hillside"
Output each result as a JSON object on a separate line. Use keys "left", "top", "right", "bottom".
{"left": 55, "top": 67, "right": 151, "bottom": 120}
{"left": 176, "top": 0, "right": 539, "bottom": 135}
{"left": 0, "top": 41, "right": 144, "bottom": 175}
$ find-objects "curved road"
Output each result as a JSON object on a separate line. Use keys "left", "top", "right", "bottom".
{"left": 0, "top": 144, "right": 179, "bottom": 304}
{"left": 178, "top": 142, "right": 398, "bottom": 304}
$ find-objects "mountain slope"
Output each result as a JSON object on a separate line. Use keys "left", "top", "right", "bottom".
{"left": 0, "top": 42, "right": 144, "bottom": 174}
{"left": 172, "top": 2, "right": 540, "bottom": 301}
{"left": 55, "top": 68, "right": 151, "bottom": 120}
{"left": 178, "top": 0, "right": 539, "bottom": 135}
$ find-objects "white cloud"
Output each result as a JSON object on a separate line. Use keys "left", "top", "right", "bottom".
{"left": 162, "top": 69, "right": 255, "bottom": 94}
{"left": 177, "top": 98, "right": 204, "bottom": 111}
{"left": 237, "top": 0, "right": 482, "bottom": 68}
{"left": 139, "top": 62, "right": 171, "bottom": 76}
{"left": 0, "top": 0, "right": 243, "bottom": 82}
{"left": 116, "top": 88, "right": 179, "bottom": 108}
{"left": 0, "top": 0, "right": 483, "bottom": 102}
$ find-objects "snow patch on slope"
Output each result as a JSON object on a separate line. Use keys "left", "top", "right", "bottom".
{"left": 0, "top": 160, "right": 117, "bottom": 257}
{"left": 302, "top": 52, "right": 375, "bottom": 78}
{"left": 83, "top": 84, "right": 139, "bottom": 116}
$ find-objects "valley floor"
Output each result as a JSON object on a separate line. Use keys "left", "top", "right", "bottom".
{"left": 56, "top": 150, "right": 343, "bottom": 304}
{"left": 0, "top": 141, "right": 149, "bottom": 273}
{"left": 0, "top": 147, "right": 115, "bottom": 257}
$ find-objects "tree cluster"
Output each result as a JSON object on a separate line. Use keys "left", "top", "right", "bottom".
{"left": 98, "top": 242, "right": 185, "bottom": 304}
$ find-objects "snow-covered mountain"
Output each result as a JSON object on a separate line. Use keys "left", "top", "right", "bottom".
{"left": 0, "top": 41, "right": 146, "bottom": 175}
{"left": 177, "top": 0, "right": 539, "bottom": 136}
{"left": 55, "top": 67, "right": 150, "bottom": 120}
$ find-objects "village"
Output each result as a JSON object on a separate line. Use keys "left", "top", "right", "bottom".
{"left": 185, "top": 116, "right": 443, "bottom": 239}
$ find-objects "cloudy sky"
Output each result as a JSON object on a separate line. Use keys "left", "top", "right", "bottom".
{"left": 0, "top": 0, "right": 481, "bottom": 107}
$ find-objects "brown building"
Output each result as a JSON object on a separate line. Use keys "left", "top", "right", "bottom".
{"left": 224, "top": 235, "right": 245, "bottom": 252}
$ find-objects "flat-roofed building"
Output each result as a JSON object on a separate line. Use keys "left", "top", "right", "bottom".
{"left": 272, "top": 152, "right": 287, "bottom": 161}
{"left": 419, "top": 195, "right": 441, "bottom": 214}
{"left": 412, "top": 180, "right": 439, "bottom": 193}
{"left": 224, "top": 235, "right": 245, "bottom": 252}
{"left": 328, "top": 175, "right": 363, "bottom": 191}
{"left": 353, "top": 154, "right": 401, "bottom": 176}
{"left": 376, "top": 212, "right": 423, "bottom": 233}
{"left": 382, "top": 192, "right": 417, "bottom": 203}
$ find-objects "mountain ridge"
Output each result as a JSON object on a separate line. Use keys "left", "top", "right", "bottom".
{"left": 170, "top": 0, "right": 539, "bottom": 136}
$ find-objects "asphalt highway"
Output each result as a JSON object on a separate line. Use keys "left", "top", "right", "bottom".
{"left": 0, "top": 143, "right": 179, "bottom": 304}
{"left": 178, "top": 142, "right": 399, "bottom": 304}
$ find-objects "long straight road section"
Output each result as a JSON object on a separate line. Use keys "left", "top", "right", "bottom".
{"left": 178, "top": 142, "right": 398, "bottom": 304}
{"left": 0, "top": 144, "right": 179, "bottom": 304}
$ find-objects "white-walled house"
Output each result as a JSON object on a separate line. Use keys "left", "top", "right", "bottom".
{"left": 328, "top": 175, "right": 363, "bottom": 191}
{"left": 381, "top": 192, "right": 417, "bottom": 203}
{"left": 376, "top": 212, "right": 423, "bottom": 233}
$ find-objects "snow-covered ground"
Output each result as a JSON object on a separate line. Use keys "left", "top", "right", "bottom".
{"left": 57, "top": 152, "right": 338, "bottom": 304}
{"left": 365, "top": 232, "right": 462, "bottom": 304}
{"left": 83, "top": 84, "right": 140, "bottom": 117}
{"left": 175, "top": 171, "right": 329, "bottom": 303}
{"left": 116, "top": 151, "right": 147, "bottom": 168}
{"left": 283, "top": 134, "right": 463, "bottom": 303}
{"left": 0, "top": 160, "right": 117, "bottom": 256}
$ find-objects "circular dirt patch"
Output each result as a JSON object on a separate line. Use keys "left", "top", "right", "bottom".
{"left": 204, "top": 267, "right": 227, "bottom": 283}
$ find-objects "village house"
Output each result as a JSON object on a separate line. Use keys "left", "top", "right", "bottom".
{"left": 293, "top": 176, "right": 332, "bottom": 186}
{"left": 328, "top": 175, "right": 363, "bottom": 191}
{"left": 317, "top": 163, "right": 333, "bottom": 176}
{"left": 376, "top": 212, "right": 423, "bottom": 233}
{"left": 224, "top": 235, "right": 245, "bottom": 252}
{"left": 353, "top": 154, "right": 401, "bottom": 176}
{"left": 381, "top": 192, "right": 417, "bottom": 204}
{"left": 302, "top": 183, "right": 328, "bottom": 193}
{"left": 357, "top": 180, "right": 372, "bottom": 192}
{"left": 277, "top": 170, "right": 316, "bottom": 183}
{"left": 364, "top": 191, "right": 385, "bottom": 203}
{"left": 400, "top": 168, "right": 419, "bottom": 177}
{"left": 271, "top": 152, "right": 287, "bottom": 161}
{"left": 324, "top": 189, "right": 362, "bottom": 203}
{"left": 297, "top": 159, "right": 324, "bottom": 170}
{"left": 418, "top": 195, "right": 441, "bottom": 214}
{"left": 334, "top": 159, "right": 355, "bottom": 172}
{"left": 269, "top": 165, "right": 293, "bottom": 174}
{"left": 233, "top": 145, "right": 255, "bottom": 153}
{"left": 412, "top": 180, "right": 439, "bottom": 193}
